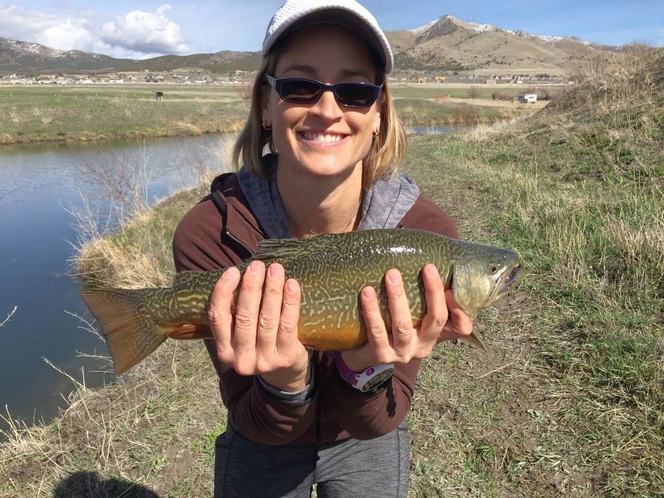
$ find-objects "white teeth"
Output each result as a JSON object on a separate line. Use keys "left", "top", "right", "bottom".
{"left": 303, "top": 132, "right": 343, "bottom": 143}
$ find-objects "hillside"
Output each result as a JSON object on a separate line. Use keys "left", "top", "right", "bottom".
{"left": 0, "top": 37, "right": 129, "bottom": 72}
{"left": 0, "top": 15, "right": 622, "bottom": 76}
{"left": 385, "top": 15, "right": 618, "bottom": 74}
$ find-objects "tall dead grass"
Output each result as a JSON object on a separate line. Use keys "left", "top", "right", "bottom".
{"left": 70, "top": 135, "right": 236, "bottom": 289}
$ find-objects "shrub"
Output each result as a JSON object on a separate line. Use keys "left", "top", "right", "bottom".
{"left": 467, "top": 85, "right": 481, "bottom": 99}
{"left": 491, "top": 92, "right": 514, "bottom": 102}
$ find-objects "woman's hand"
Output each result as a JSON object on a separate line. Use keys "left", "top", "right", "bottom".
{"left": 341, "top": 264, "right": 474, "bottom": 372}
{"left": 208, "top": 260, "right": 310, "bottom": 392}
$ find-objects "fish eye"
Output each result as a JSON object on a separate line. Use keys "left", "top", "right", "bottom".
{"left": 488, "top": 263, "right": 500, "bottom": 274}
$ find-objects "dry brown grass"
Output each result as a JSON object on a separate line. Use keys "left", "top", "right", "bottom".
{"left": 0, "top": 340, "right": 224, "bottom": 498}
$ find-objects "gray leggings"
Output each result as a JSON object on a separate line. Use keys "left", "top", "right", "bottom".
{"left": 214, "top": 421, "right": 410, "bottom": 498}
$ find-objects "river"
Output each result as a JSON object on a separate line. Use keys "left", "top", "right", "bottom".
{"left": 0, "top": 134, "right": 228, "bottom": 433}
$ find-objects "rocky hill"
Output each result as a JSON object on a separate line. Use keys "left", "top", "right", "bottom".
{"left": 0, "top": 15, "right": 621, "bottom": 75}
{"left": 386, "top": 15, "right": 619, "bottom": 74}
{"left": 0, "top": 37, "right": 128, "bottom": 72}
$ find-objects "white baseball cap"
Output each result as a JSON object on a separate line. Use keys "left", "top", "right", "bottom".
{"left": 262, "top": 0, "right": 394, "bottom": 74}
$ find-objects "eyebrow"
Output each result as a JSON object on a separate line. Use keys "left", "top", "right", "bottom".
{"left": 280, "top": 64, "right": 373, "bottom": 81}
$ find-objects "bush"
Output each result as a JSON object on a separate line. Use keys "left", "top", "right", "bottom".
{"left": 523, "top": 86, "right": 550, "bottom": 101}
{"left": 235, "top": 83, "right": 253, "bottom": 101}
{"left": 491, "top": 92, "right": 514, "bottom": 102}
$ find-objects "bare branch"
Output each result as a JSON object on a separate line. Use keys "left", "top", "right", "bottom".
{"left": 1, "top": 306, "right": 17, "bottom": 328}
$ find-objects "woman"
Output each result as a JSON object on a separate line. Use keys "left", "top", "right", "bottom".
{"left": 173, "top": 0, "right": 473, "bottom": 496}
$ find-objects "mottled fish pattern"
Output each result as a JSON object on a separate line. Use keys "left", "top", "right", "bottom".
{"left": 81, "top": 229, "right": 523, "bottom": 374}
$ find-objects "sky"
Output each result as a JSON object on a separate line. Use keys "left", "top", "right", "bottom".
{"left": 0, "top": 1, "right": 662, "bottom": 60}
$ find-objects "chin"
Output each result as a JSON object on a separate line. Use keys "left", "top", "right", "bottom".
{"left": 301, "top": 157, "right": 360, "bottom": 179}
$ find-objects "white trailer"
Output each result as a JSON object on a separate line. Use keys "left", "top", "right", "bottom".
{"left": 517, "top": 93, "right": 538, "bottom": 104}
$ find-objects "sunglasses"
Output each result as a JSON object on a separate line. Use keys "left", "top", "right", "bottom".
{"left": 265, "top": 75, "right": 383, "bottom": 108}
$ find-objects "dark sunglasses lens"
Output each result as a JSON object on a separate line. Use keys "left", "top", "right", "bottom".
{"left": 279, "top": 79, "right": 321, "bottom": 102}
{"left": 336, "top": 84, "right": 378, "bottom": 107}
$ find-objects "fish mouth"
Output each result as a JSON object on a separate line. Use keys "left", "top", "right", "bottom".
{"left": 498, "top": 263, "right": 523, "bottom": 297}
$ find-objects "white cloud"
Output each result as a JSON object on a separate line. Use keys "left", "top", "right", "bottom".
{"left": 0, "top": 4, "right": 189, "bottom": 58}
{"left": 99, "top": 4, "right": 189, "bottom": 55}
{"left": 0, "top": 5, "right": 59, "bottom": 42}
{"left": 37, "top": 19, "right": 95, "bottom": 52}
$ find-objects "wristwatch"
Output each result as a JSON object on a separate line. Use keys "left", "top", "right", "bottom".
{"left": 335, "top": 353, "right": 395, "bottom": 392}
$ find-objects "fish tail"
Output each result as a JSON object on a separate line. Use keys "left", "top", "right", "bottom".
{"left": 80, "top": 288, "right": 167, "bottom": 375}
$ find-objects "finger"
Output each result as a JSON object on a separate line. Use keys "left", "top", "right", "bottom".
{"left": 438, "top": 289, "right": 474, "bottom": 342}
{"left": 385, "top": 269, "right": 414, "bottom": 356}
{"left": 360, "top": 286, "right": 391, "bottom": 352}
{"left": 233, "top": 260, "right": 265, "bottom": 371}
{"left": 209, "top": 267, "right": 240, "bottom": 364}
{"left": 256, "top": 263, "right": 285, "bottom": 361}
{"left": 418, "top": 264, "right": 448, "bottom": 344}
{"left": 275, "top": 278, "right": 301, "bottom": 354}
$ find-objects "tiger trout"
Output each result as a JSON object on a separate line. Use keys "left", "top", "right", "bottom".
{"left": 80, "top": 229, "right": 522, "bottom": 374}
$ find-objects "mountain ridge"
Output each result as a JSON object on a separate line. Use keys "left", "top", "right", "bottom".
{"left": 0, "top": 15, "right": 622, "bottom": 75}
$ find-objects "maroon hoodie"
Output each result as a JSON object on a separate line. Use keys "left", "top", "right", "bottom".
{"left": 172, "top": 172, "right": 458, "bottom": 445}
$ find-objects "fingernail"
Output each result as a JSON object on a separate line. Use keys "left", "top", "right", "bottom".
{"left": 222, "top": 268, "right": 237, "bottom": 280}
{"left": 362, "top": 287, "right": 375, "bottom": 299}
{"left": 249, "top": 261, "right": 263, "bottom": 275}
{"left": 286, "top": 279, "right": 298, "bottom": 294}
{"left": 269, "top": 263, "right": 284, "bottom": 278}
{"left": 387, "top": 270, "right": 401, "bottom": 285}
{"left": 425, "top": 265, "right": 438, "bottom": 278}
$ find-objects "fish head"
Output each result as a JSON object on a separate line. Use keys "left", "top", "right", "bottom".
{"left": 451, "top": 245, "right": 523, "bottom": 319}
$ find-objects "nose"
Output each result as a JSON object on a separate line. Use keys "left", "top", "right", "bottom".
{"left": 310, "top": 88, "right": 343, "bottom": 121}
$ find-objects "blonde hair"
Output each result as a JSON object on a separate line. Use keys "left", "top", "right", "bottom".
{"left": 232, "top": 33, "right": 407, "bottom": 190}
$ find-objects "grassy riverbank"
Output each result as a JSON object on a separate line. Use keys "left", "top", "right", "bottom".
{"left": 0, "top": 84, "right": 539, "bottom": 144}
{"left": 1, "top": 49, "right": 663, "bottom": 496}
{"left": 0, "top": 85, "right": 250, "bottom": 144}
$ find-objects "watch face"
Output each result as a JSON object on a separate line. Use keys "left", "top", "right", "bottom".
{"left": 361, "top": 367, "right": 395, "bottom": 392}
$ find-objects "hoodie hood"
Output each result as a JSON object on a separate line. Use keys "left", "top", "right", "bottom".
{"left": 237, "top": 154, "right": 420, "bottom": 238}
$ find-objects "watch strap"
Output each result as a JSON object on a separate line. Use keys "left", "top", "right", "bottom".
{"left": 335, "top": 353, "right": 395, "bottom": 392}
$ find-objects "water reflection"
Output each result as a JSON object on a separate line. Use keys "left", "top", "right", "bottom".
{"left": 0, "top": 135, "right": 228, "bottom": 433}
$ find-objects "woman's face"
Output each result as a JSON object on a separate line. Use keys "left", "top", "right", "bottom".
{"left": 262, "top": 24, "right": 382, "bottom": 183}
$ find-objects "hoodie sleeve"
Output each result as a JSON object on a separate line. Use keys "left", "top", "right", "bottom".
{"left": 172, "top": 194, "right": 318, "bottom": 445}
{"left": 323, "top": 195, "right": 459, "bottom": 439}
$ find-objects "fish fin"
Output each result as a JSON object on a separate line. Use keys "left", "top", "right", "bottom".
{"left": 463, "top": 332, "right": 486, "bottom": 350}
{"left": 172, "top": 270, "right": 203, "bottom": 286}
{"left": 80, "top": 288, "right": 167, "bottom": 375}
{"left": 252, "top": 234, "right": 339, "bottom": 261}
{"left": 167, "top": 324, "right": 212, "bottom": 339}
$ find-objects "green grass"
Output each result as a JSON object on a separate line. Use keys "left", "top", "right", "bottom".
{"left": 395, "top": 98, "right": 508, "bottom": 126}
{"left": 403, "top": 49, "right": 664, "bottom": 495}
{"left": 0, "top": 84, "right": 538, "bottom": 144}
{"left": 391, "top": 85, "right": 562, "bottom": 101}
{"left": 0, "top": 85, "right": 249, "bottom": 143}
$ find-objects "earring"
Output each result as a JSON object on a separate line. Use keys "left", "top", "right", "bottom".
{"left": 262, "top": 121, "right": 272, "bottom": 131}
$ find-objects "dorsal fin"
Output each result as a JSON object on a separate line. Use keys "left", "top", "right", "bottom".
{"left": 173, "top": 270, "right": 208, "bottom": 286}
{"left": 251, "top": 234, "right": 341, "bottom": 261}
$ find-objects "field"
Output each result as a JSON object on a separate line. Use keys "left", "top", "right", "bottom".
{"left": 0, "top": 85, "right": 250, "bottom": 143}
{"left": 1, "top": 49, "right": 663, "bottom": 496}
{"left": 0, "top": 83, "right": 548, "bottom": 144}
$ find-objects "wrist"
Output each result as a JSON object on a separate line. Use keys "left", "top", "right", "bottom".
{"left": 335, "top": 353, "right": 395, "bottom": 393}
{"left": 339, "top": 350, "right": 373, "bottom": 372}
{"left": 260, "top": 364, "right": 311, "bottom": 393}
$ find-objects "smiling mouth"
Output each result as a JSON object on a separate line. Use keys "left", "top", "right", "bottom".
{"left": 300, "top": 131, "right": 346, "bottom": 144}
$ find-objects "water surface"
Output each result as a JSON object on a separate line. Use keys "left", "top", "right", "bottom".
{"left": 0, "top": 135, "right": 226, "bottom": 432}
